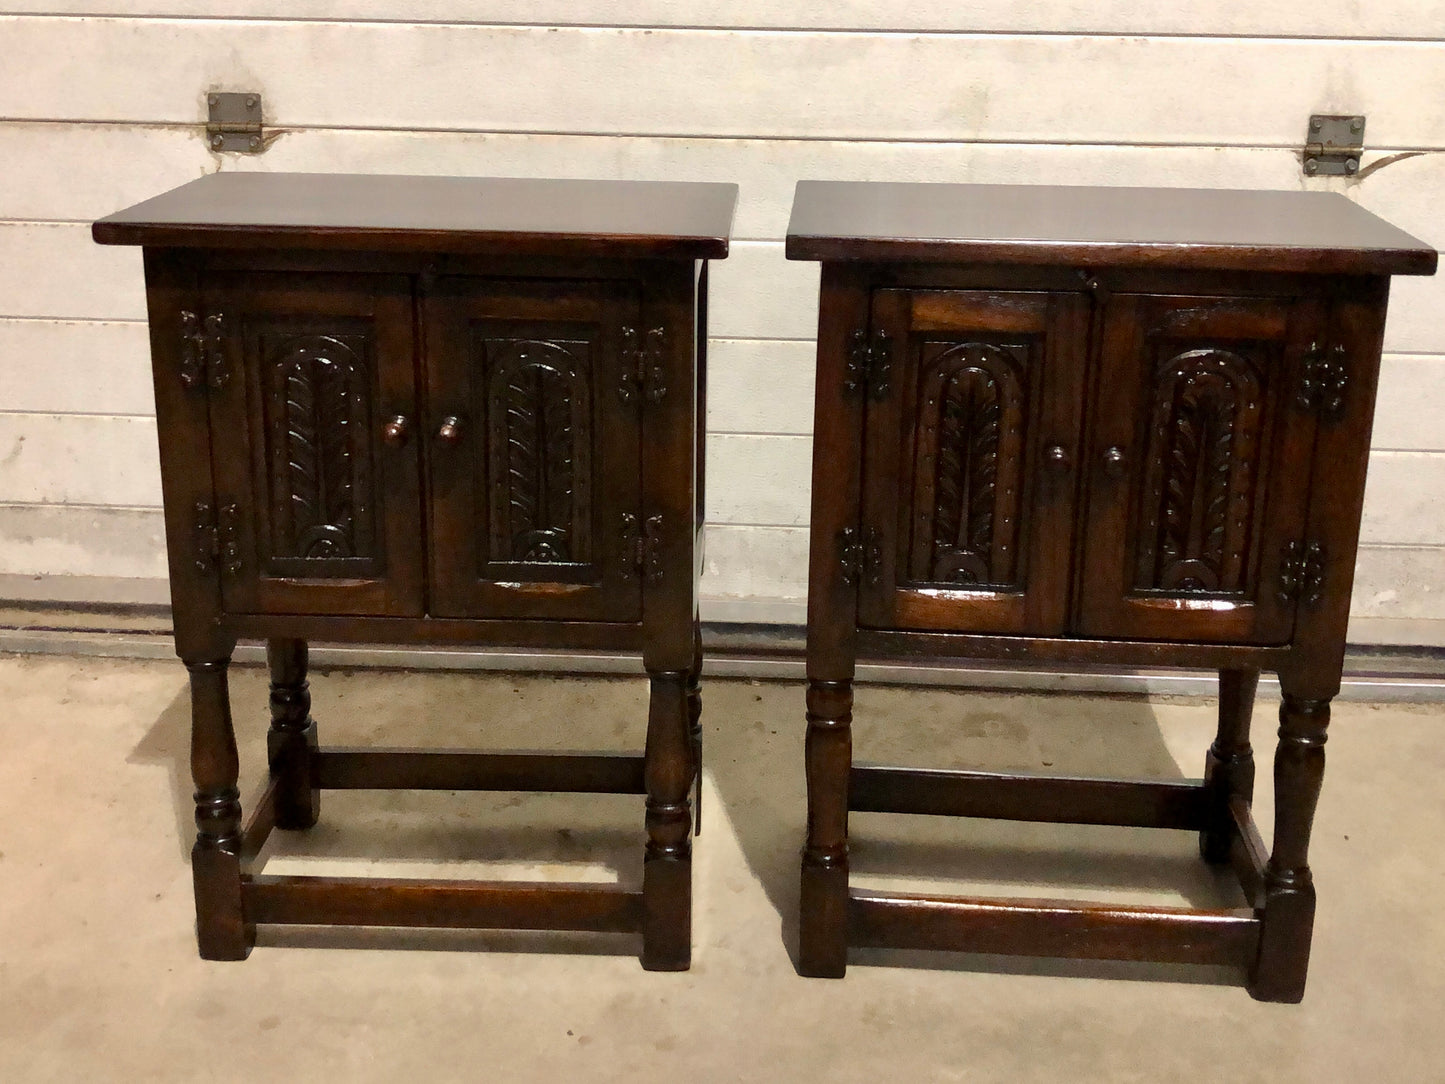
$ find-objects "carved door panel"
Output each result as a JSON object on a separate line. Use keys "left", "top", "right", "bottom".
{"left": 204, "top": 272, "right": 424, "bottom": 616}
{"left": 422, "top": 278, "right": 643, "bottom": 621}
{"left": 858, "top": 289, "right": 1090, "bottom": 633}
{"left": 1075, "top": 294, "right": 1322, "bottom": 643}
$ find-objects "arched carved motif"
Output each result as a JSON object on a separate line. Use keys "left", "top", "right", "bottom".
{"left": 484, "top": 338, "right": 592, "bottom": 564}
{"left": 1135, "top": 347, "right": 1266, "bottom": 594}
{"left": 263, "top": 331, "right": 379, "bottom": 566}
{"left": 907, "top": 340, "right": 1028, "bottom": 587}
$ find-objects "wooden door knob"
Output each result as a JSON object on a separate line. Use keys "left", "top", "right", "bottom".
{"left": 382, "top": 414, "right": 411, "bottom": 446}
{"left": 436, "top": 415, "right": 464, "bottom": 445}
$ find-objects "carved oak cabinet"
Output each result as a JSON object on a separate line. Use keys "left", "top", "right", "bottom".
{"left": 95, "top": 173, "right": 736, "bottom": 969}
{"left": 786, "top": 182, "right": 1435, "bottom": 1000}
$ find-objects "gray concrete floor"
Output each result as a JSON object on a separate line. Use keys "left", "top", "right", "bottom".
{"left": 1, "top": 653, "right": 1442, "bottom": 1082}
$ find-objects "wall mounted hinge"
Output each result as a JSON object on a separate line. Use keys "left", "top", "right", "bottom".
{"left": 1303, "top": 114, "right": 1364, "bottom": 177}
{"left": 193, "top": 500, "right": 218, "bottom": 574}
{"left": 620, "top": 512, "right": 665, "bottom": 584}
{"left": 837, "top": 526, "right": 883, "bottom": 588}
{"left": 1278, "top": 540, "right": 1325, "bottom": 606}
{"left": 179, "top": 310, "right": 228, "bottom": 390}
{"left": 844, "top": 329, "right": 893, "bottom": 401}
{"left": 206, "top": 92, "right": 266, "bottom": 154}
{"left": 619, "top": 326, "right": 667, "bottom": 404}
{"left": 1297, "top": 341, "right": 1348, "bottom": 418}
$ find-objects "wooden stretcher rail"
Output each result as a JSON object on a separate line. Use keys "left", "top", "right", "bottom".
{"left": 848, "top": 890, "right": 1260, "bottom": 966}
{"left": 849, "top": 765, "right": 1211, "bottom": 830}
{"left": 315, "top": 749, "right": 648, "bottom": 794}
{"left": 1228, "top": 797, "right": 1270, "bottom": 909}
{"left": 244, "top": 875, "right": 644, "bottom": 933}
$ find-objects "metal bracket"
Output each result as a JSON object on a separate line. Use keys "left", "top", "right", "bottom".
{"left": 1303, "top": 114, "right": 1364, "bottom": 177}
{"left": 207, "top": 92, "right": 265, "bottom": 153}
{"left": 1298, "top": 341, "right": 1348, "bottom": 419}
{"left": 179, "top": 310, "right": 228, "bottom": 390}
{"left": 619, "top": 326, "right": 667, "bottom": 404}
{"left": 1279, "top": 540, "right": 1325, "bottom": 606}
{"left": 193, "top": 500, "right": 218, "bottom": 574}
{"left": 838, "top": 526, "right": 882, "bottom": 588}
{"left": 844, "top": 329, "right": 893, "bottom": 401}
{"left": 620, "top": 512, "right": 665, "bottom": 584}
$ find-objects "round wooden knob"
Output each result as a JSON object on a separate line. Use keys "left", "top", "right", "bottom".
{"left": 1102, "top": 445, "right": 1126, "bottom": 476}
{"left": 1044, "top": 443, "right": 1071, "bottom": 472}
{"left": 382, "top": 414, "right": 411, "bottom": 447}
{"left": 436, "top": 415, "right": 463, "bottom": 445}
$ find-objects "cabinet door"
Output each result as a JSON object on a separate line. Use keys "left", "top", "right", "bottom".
{"left": 204, "top": 272, "right": 424, "bottom": 616}
{"left": 1076, "top": 294, "right": 1322, "bottom": 643}
{"left": 858, "top": 289, "right": 1089, "bottom": 634}
{"left": 422, "top": 278, "right": 643, "bottom": 621}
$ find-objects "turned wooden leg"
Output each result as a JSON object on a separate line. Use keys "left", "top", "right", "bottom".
{"left": 687, "top": 617, "right": 703, "bottom": 836}
{"left": 187, "top": 657, "right": 253, "bottom": 961}
{"left": 642, "top": 669, "right": 693, "bottom": 971}
{"left": 1250, "top": 692, "right": 1330, "bottom": 1002}
{"left": 266, "top": 638, "right": 320, "bottom": 831}
{"left": 1201, "top": 667, "right": 1259, "bottom": 863}
{"left": 800, "top": 678, "right": 853, "bottom": 978}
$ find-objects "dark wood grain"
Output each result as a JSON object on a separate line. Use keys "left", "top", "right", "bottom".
{"left": 849, "top": 892, "right": 1260, "bottom": 966}
{"left": 792, "top": 180, "right": 1434, "bottom": 1000}
{"left": 786, "top": 182, "right": 1437, "bottom": 275}
{"left": 95, "top": 173, "right": 737, "bottom": 258}
{"left": 110, "top": 174, "right": 728, "bottom": 970}
{"left": 244, "top": 876, "right": 644, "bottom": 933}
{"left": 849, "top": 766, "right": 1210, "bottom": 830}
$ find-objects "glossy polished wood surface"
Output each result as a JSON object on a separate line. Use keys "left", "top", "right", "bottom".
{"left": 104, "top": 174, "right": 731, "bottom": 970}
{"left": 95, "top": 172, "right": 739, "bottom": 258}
{"left": 785, "top": 181, "right": 1437, "bottom": 274}
{"left": 791, "top": 181, "right": 1436, "bottom": 1002}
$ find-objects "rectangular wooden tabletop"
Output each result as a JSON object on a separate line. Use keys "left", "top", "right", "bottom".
{"left": 785, "top": 181, "right": 1436, "bottom": 275}
{"left": 94, "top": 172, "right": 739, "bottom": 259}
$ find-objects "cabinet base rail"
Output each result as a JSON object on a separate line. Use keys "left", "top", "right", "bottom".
{"left": 831, "top": 765, "right": 1273, "bottom": 974}
{"left": 233, "top": 748, "right": 653, "bottom": 938}
{"left": 850, "top": 764, "right": 1211, "bottom": 829}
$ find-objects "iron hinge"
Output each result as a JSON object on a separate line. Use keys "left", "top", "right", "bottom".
{"left": 193, "top": 500, "right": 218, "bottom": 574}
{"left": 217, "top": 502, "right": 242, "bottom": 576}
{"left": 206, "top": 92, "right": 266, "bottom": 154}
{"left": 838, "top": 526, "right": 882, "bottom": 588}
{"left": 1278, "top": 540, "right": 1325, "bottom": 606}
{"left": 179, "top": 310, "right": 229, "bottom": 391}
{"left": 844, "top": 328, "right": 893, "bottom": 401}
{"left": 620, "top": 512, "right": 664, "bottom": 584}
{"left": 619, "top": 326, "right": 667, "bottom": 404}
{"left": 1297, "top": 341, "right": 1348, "bottom": 419}
{"left": 1303, "top": 114, "right": 1364, "bottom": 177}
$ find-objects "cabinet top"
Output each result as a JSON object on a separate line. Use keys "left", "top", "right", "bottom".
{"left": 93, "top": 172, "right": 739, "bottom": 259}
{"left": 785, "top": 182, "right": 1436, "bottom": 275}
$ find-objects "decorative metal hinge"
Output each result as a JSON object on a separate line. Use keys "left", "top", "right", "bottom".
{"left": 193, "top": 500, "right": 218, "bottom": 573}
{"left": 620, "top": 512, "right": 664, "bottom": 584}
{"left": 837, "top": 526, "right": 882, "bottom": 587}
{"left": 1297, "top": 341, "right": 1348, "bottom": 419}
{"left": 206, "top": 92, "right": 266, "bottom": 154}
{"left": 619, "top": 326, "right": 667, "bottom": 404}
{"left": 1303, "top": 114, "right": 1364, "bottom": 177}
{"left": 1278, "top": 540, "right": 1325, "bottom": 606}
{"left": 179, "top": 310, "right": 228, "bottom": 390}
{"left": 217, "top": 502, "right": 242, "bottom": 576}
{"left": 844, "top": 328, "right": 893, "bottom": 401}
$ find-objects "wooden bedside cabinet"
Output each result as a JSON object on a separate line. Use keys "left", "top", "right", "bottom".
{"left": 94, "top": 172, "right": 736, "bottom": 970}
{"left": 785, "top": 181, "right": 1435, "bottom": 1000}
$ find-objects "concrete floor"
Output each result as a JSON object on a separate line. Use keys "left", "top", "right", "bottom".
{"left": 1, "top": 654, "right": 1443, "bottom": 1082}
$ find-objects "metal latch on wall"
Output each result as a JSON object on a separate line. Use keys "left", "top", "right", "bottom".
{"left": 1303, "top": 115, "right": 1364, "bottom": 177}
{"left": 207, "top": 92, "right": 266, "bottom": 153}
